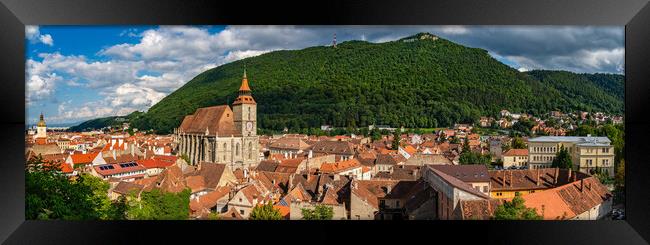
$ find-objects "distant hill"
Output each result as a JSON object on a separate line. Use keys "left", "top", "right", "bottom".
{"left": 67, "top": 111, "right": 144, "bottom": 132}
{"left": 73, "top": 33, "right": 624, "bottom": 134}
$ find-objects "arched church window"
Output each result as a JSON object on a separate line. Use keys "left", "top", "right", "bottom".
{"left": 248, "top": 107, "right": 251, "bottom": 121}
{"left": 236, "top": 143, "right": 240, "bottom": 156}
{"left": 223, "top": 143, "right": 227, "bottom": 150}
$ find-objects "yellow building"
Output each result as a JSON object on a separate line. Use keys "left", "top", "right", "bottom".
{"left": 528, "top": 136, "right": 614, "bottom": 177}
{"left": 501, "top": 149, "right": 529, "bottom": 168}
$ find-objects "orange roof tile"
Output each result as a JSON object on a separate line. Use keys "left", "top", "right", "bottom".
{"left": 503, "top": 149, "right": 529, "bottom": 156}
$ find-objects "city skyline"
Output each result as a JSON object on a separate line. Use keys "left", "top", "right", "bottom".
{"left": 26, "top": 26, "right": 624, "bottom": 125}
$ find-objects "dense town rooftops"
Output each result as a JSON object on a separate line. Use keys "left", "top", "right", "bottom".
{"left": 268, "top": 138, "right": 311, "bottom": 150}
{"left": 311, "top": 141, "right": 355, "bottom": 155}
{"left": 320, "top": 159, "right": 362, "bottom": 174}
{"left": 430, "top": 165, "right": 490, "bottom": 183}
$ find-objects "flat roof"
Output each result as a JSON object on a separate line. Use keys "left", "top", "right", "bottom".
{"left": 528, "top": 136, "right": 610, "bottom": 144}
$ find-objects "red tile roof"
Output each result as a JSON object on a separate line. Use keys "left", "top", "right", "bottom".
{"left": 69, "top": 152, "right": 98, "bottom": 165}
{"left": 503, "top": 149, "right": 529, "bottom": 156}
{"left": 320, "top": 159, "right": 362, "bottom": 174}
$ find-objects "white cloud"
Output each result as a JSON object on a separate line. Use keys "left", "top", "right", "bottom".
{"left": 26, "top": 72, "right": 60, "bottom": 103}
{"left": 440, "top": 25, "right": 469, "bottom": 35}
{"left": 222, "top": 49, "right": 272, "bottom": 64}
{"left": 109, "top": 83, "right": 166, "bottom": 108}
{"left": 25, "top": 25, "right": 54, "bottom": 46}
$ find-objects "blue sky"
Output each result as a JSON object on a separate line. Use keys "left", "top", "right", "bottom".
{"left": 26, "top": 25, "right": 624, "bottom": 125}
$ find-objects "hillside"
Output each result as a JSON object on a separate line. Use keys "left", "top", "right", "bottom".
{"left": 73, "top": 33, "right": 624, "bottom": 134}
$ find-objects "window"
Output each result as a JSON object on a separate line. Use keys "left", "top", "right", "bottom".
{"left": 240, "top": 210, "right": 244, "bottom": 215}
{"left": 239, "top": 198, "right": 242, "bottom": 202}
{"left": 236, "top": 143, "right": 240, "bottom": 156}
{"left": 483, "top": 186, "right": 488, "bottom": 193}
{"left": 396, "top": 201, "right": 400, "bottom": 208}
{"left": 496, "top": 192, "right": 503, "bottom": 197}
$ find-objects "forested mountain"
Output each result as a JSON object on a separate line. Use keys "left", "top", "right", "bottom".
{"left": 70, "top": 33, "right": 624, "bottom": 134}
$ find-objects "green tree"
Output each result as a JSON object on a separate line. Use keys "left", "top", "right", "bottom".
{"left": 371, "top": 129, "right": 382, "bottom": 142}
{"left": 301, "top": 204, "right": 334, "bottom": 220}
{"left": 459, "top": 152, "right": 491, "bottom": 165}
{"left": 26, "top": 156, "right": 123, "bottom": 220}
{"left": 511, "top": 137, "right": 527, "bottom": 149}
{"left": 551, "top": 146, "right": 573, "bottom": 169}
{"left": 615, "top": 159, "right": 625, "bottom": 188}
{"left": 126, "top": 189, "right": 190, "bottom": 220}
{"left": 492, "top": 193, "right": 543, "bottom": 220}
{"left": 249, "top": 201, "right": 283, "bottom": 220}
{"left": 391, "top": 131, "right": 400, "bottom": 150}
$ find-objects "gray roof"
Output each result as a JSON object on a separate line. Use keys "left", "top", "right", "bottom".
{"left": 528, "top": 136, "right": 610, "bottom": 144}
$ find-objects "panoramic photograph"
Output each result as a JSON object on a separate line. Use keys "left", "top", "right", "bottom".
{"left": 25, "top": 25, "right": 625, "bottom": 220}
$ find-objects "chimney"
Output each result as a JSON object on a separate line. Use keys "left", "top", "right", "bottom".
{"left": 308, "top": 150, "right": 313, "bottom": 159}
{"left": 502, "top": 171, "right": 506, "bottom": 187}
{"left": 536, "top": 169, "right": 540, "bottom": 186}
{"left": 567, "top": 168, "right": 572, "bottom": 182}
{"left": 334, "top": 174, "right": 340, "bottom": 181}
{"left": 580, "top": 179, "right": 584, "bottom": 192}
{"left": 554, "top": 168, "right": 559, "bottom": 184}
{"left": 509, "top": 171, "right": 513, "bottom": 187}
{"left": 573, "top": 174, "right": 577, "bottom": 182}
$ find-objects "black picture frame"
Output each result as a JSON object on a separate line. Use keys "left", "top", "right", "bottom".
{"left": 1, "top": 0, "right": 649, "bottom": 244}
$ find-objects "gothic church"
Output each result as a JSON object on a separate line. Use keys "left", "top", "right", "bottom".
{"left": 175, "top": 70, "right": 259, "bottom": 169}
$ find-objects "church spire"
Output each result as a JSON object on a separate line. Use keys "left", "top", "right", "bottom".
{"left": 239, "top": 69, "right": 251, "bottom": 93}
{"left": 233, "top": 69, "right": 256, "bottom": 105}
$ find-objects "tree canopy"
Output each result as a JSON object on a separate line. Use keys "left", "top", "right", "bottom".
{"left": 301, "top": 204, "right": 334, "bottom": 220}
{"left": 249, "top": 201, "right": 283, "bottom": 220}
{"left": 125, "top": 188, "right": 191, "bottom": 220}
{"left": 551, "top": 146, "right": 573, "bottom": 170}
{"left": 26, "top": 156, "right": 125, "bottom": 220}
{"left": 492, "top": 194, "right": 543, "bottom": 220}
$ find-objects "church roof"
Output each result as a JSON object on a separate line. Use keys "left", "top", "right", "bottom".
{"left": 178, "top": 105, "right": 240, "bottom": 136}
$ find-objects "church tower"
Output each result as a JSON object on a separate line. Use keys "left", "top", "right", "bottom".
{"left": 232, "top": 70, "right": 257, "bottom": 137}
{"left": 35, "top": 112, "right": 47, "bottom": 144}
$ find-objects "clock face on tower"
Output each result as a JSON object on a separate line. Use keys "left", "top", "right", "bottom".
{"left": 246, "top": 122, "right": 253, "bottom": 131}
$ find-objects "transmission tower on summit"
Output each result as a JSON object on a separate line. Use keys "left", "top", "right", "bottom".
{"left": 332, "top": 33, "right": 337, "bottom": 48}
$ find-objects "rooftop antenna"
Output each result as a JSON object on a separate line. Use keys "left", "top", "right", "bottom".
{"left": 332, "top": 33, "right": 337, "bottom": 48}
